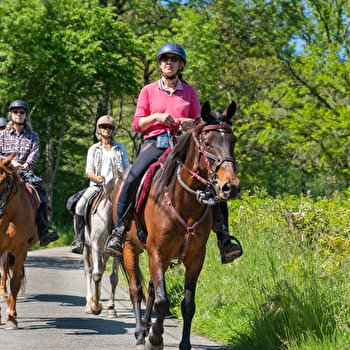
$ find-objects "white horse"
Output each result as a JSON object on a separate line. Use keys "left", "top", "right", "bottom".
{"left": 81, "top": 180, "right": 120, "bottom": 317}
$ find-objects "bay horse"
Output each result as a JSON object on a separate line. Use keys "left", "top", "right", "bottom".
{"left": 0, "top": 153, "right": 38, "bottom": 330}
{"left": 82, "top": 179, "right": 120, "bottom": 317}
{"left": 113, "top": 100, "right": 240, "bottom": 349}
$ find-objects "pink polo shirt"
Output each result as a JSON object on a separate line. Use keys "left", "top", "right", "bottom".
{"left": 132, "top": 79, "right": 201, "bottom": 139}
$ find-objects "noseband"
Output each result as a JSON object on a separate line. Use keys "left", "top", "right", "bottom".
{"left": 0, "top": 172, "right": 18, "bottom": 219}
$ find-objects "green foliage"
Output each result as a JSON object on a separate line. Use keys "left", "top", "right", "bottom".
{"left": 1, "top": 0, "right": 349, "bottom": 228}
{"left": 154, "top": 188, "right": 350, "bottom": 349}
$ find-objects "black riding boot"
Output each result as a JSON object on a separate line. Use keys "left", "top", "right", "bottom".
{"left": 105, "top": 202, "right": 133, "bottom": 258}
{"left": 71, "top": 214, "right": 85, "bottom": 254}
{"left": 37, "top": 204, "right": 59, "bottom": 247}
{"left": 212, "top": 202, "right": 243, "bottom": 264}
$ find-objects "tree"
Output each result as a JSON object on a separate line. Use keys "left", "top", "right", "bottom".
{"left": 0, "top": 0, "right": 138, "bottom": 222}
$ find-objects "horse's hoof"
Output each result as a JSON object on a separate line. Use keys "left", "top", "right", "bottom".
{"left": 84, "top": 305, "right": 92, "bottom": 314}
{"left": 92, "top": 302, "right": 102, "bottom": 315}
{"left": 5, "top": 320, "right": 18, "bottom": 330}
{"left": 85, "top": 300, "right": 92, "bottom": 314}
{"left": 134, "top": 345, "right": 146, "bottom": 350}
{"left": 92, "top": 308, "right": 102, "bottom": 315}
{"left": 146, "top": 337, "right": 164, "bottom": 350}
{"left": 107, "top": 309, "right": 117, "bottom": 318}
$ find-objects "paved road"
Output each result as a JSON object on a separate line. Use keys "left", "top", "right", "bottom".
{"left": 0, "top": 247, "right": 231, "bottom": 350}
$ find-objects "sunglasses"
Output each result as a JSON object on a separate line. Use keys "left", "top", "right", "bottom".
{"left": 160, "top": 55, "right": 180, "bottom": 63}
{"left": 12, "top": 110, "right": 26, "bottom": 115}
{"left": 99, "top": 125, "right": 114, "bottom": 131}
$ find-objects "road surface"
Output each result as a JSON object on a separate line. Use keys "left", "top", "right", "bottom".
{"left": 0, "top": 247, "right": 232, "bottom": 350}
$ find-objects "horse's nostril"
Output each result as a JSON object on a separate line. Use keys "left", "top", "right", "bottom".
{"left": 222, "top": 183, "right": 232, "bottom": 195}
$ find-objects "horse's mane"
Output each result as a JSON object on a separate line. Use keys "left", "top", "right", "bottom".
{"left": 153, "top": 109, "right": 232, "bottom": 199}
{"left": 101, "top": 176, "right": 117, "bottom": 207}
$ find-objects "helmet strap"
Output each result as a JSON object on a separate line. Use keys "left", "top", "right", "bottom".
{"left": 13, "top": 119, "right": 27, "bottom": 126}
{"left": 162, "top": 68, "right": 181, "bottom": 83}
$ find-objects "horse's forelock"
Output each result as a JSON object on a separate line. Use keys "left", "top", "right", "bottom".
{"left": 207, "top": 109, "right": 232, "bottom": 126}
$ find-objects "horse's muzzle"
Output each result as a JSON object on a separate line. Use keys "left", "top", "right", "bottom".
{"left": 220, "top": 181, "right": 240, "bottom": 200}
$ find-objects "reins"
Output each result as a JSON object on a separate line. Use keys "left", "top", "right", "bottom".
{"left": 0, "top": 173, "right": 19, "bottom": 219}
{"left": 165, "top": 187, "right": 209, "bottom": 269}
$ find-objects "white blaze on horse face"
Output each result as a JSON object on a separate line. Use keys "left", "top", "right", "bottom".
{"left": 214, "top": 130, "right": 239, "bottom": 200}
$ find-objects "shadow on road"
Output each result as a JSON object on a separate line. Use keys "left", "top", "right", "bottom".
{"left": 25, "top": 255, "right": 83, "bottom": 270}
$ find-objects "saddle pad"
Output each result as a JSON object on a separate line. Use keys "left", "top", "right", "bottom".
{"left": 135, "top": 147, "right": 171, "bottom": 217}
{"left": 24, "top": 182, "right": 40, "bottom": 216}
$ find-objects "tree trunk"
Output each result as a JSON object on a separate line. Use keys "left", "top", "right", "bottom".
{"left": 45, "top": 113, "right": 67, "bottom": 225}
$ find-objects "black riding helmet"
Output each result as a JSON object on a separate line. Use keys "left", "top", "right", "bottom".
{"left": 0, "top": 117, "right": 8, "bottom": 128}
{"left": 8, "top": 100, "right": 29, "bottom": 127}
{"left": 157, "top": 42, "right": 187, "bottom": 65}
{"left": 157, "top": 43, "right": 187, "bottom": 81}
{"left": 8, "top": 100, "right": 30, "bottom": 113}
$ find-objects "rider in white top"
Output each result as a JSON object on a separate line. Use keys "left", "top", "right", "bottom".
{"left": 71, "top": 115, "right": 129, "bottom": 254}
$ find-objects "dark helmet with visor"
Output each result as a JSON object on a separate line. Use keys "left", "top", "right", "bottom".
{"left": 157, "top": 42, "right": 187, "bottom": 65}
{"left": 0, "top": 117, "right": 8, "bottom": 128}
{"left": 8, "top": 100, "right": 30, "bottom": 113}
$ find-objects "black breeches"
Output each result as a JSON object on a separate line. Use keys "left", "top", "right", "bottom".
{"left": 116, "top": 140, "right": 164, "bottom": 225}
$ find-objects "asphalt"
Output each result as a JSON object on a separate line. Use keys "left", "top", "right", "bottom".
{"left": 0, "top": 247, "right": 231, "bottom": 350}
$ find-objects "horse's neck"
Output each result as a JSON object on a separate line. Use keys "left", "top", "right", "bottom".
{"left": 2, "top": 176, "right": 34, "bottom": 219}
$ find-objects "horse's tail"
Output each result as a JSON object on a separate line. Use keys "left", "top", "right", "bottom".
{"left": 1, "top": 252, "right": 26, "bottom": 292}
{"left": 118, "top": 255, "right": 146, "bottom": 305}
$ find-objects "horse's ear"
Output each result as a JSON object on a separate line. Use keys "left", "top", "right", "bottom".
{"left": 2, "top": 152, "right": 16, "bottom": 166}
{"left": 201, "top": 100, "right": 211, "bottom": 121}
{"left": 223, "top": 101, "right": 236, "bottom": 120}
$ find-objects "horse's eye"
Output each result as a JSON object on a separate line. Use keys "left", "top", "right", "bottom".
{"left": 203, "top": 141, "right": 211, "bottom": 147}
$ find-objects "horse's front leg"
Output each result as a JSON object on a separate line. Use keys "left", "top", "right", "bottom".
{"left": 5, "top": 251, "right": 27, "bottom": 330}
{"left": 106, "top": 256, "right": 119, "bottom": 318}
{"left": 179, "top": 249, "right": 206, "bottom": 350}
{"left": 147, "top": 256, "right": 169, "bottom": 350}
{"left": 91, "top": 242, "right": 103, "bottom": 315}
{"left": 0, "top": 271, "right": 7, "bottom": 301}
{"left": 124, "top": 239, "right": 147, "bottom": 348}
{"left": 1, "top": 252, "right": 10, "bottom": 301}
{"left": 142, "top": 278, "right": 155, "bottom": 336}
{"left": 83, "top": 244, "right": 93, "bottom": 314}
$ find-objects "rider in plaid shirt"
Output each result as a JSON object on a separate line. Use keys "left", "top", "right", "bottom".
{"left": 0, "top": 122, "right": 39, "bottom": 170}
{"left": 0, "top": 100, "right": 59, "bottom": 246}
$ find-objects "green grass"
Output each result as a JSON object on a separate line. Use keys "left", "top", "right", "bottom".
{"left": 136, "top": 188, "right": 350, "bottom": 349}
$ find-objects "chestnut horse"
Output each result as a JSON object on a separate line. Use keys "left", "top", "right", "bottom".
{"left": 113, "top": 101, "right": 240, "bottom": 349}
{"left": 0, "top": 153, "right": 38, "bottom": 330}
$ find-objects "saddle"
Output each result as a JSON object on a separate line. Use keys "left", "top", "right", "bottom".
{"left": 23, "top": 182, "right": 41, "bottom": 217}
{"left": 84, "top": 188, "right": 105, "bottom": 232}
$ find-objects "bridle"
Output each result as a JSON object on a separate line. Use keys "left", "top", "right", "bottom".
{"left": 0, "top": 172, "right": 18, "bottom": 218}
{"left": 177, "top": 123, "right": 237, "bottom": 205}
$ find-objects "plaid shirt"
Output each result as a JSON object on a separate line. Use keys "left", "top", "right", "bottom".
{"left": 0, "top": 128, "right": 39, "bottom": 169}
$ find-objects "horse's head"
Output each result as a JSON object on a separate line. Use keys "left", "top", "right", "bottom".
{"left": 0, "top": 153, "right": 16, "bottom": 185}
{"left": 196, "top": 100, "right": 240, "bottom": 200}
